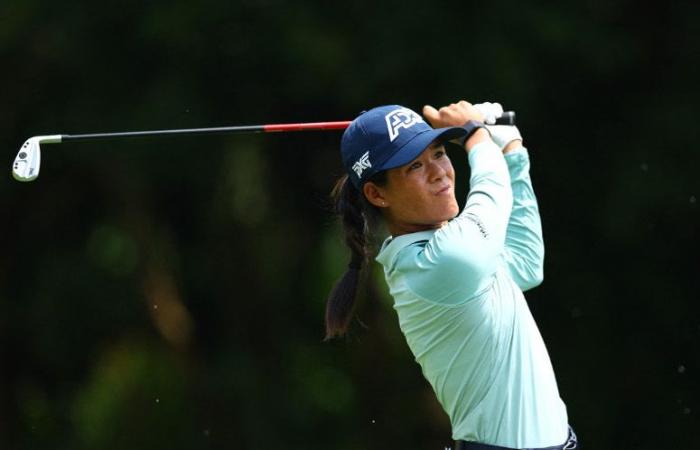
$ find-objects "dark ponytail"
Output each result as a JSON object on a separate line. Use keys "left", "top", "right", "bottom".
{"left": 324, "top": 173, "right": 384, "bottom": 340}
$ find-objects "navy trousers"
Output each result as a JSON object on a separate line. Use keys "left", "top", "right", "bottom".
{"left": 454, "top": 426, "right": 578, "bottom": 450}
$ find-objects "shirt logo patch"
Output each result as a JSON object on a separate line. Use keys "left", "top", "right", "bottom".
{"left": 465, "top": 213, "right": 490, "bottom": 238}
{"left": 385, "top": 107, "right": 424, "bottom": 142}
{"left": 352, "top": 151, "right": 372, "bottom": 178}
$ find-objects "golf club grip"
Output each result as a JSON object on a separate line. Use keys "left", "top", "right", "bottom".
{"left": 495, "top": 111, "right": 515, "bottom": 125}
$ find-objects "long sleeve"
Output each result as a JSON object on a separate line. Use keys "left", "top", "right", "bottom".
{"left": 461, "top": 139, "right": 514, "bottom": 248}
{"left": 502, "top": 147, "right": 544, "bottom": 291}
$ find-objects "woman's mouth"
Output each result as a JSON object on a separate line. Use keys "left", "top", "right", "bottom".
{"left": 436, "top": 185, "right": 452, "bottom": 195}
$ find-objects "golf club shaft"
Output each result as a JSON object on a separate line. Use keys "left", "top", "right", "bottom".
{"left": 59, "top": 112, "right": 515, "bottom": 143}
{"left": 61, "top": 121, "right": 352, "bottom": 142}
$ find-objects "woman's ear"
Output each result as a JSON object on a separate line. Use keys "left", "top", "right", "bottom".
{"left": 363, "top": 182, "right": 388, "bottom": 208}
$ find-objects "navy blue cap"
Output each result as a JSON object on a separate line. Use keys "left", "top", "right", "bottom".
{"left": 340, "top": 105, "right": 467, "bottom": 188}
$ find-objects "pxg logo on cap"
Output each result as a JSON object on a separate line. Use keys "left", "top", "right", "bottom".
{"left": 351, "top": 151, "right": 372, "bottom": 178}
{"left": 341, "top": 105, "right": 467, "bottom": 188}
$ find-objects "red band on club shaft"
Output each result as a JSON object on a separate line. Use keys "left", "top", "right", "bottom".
{"left": 263, "top": 121, "right": 351, "bottom": 132}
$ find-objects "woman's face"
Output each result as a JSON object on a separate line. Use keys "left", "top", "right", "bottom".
{"left": 365, "top": 141, "right": 459, "bottom": 235}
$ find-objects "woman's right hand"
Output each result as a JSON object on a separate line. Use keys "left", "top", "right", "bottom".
{"left": 422, "top": 100, "right": 485, "bottom": 128}
{"left": 423, "top": 101, "right": 489, "bottom": 150}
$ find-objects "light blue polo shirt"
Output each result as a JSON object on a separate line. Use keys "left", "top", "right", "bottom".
{"left": 375, "top": 142, "right": 569, "bottom": 448}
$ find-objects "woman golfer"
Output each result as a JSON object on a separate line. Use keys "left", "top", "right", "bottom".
{"left": 325, "top": 101, "right": 578, "bottom": 449}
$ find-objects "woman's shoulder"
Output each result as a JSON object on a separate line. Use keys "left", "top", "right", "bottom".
{"left": 375, "top": 230, "right": 436, "bottom": 271}
{"left": 386, "top": 238, "right": 501, "bottom": 305}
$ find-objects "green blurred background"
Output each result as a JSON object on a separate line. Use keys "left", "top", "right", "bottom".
{"left": 1, "top": 0, "right": 698, "bottom": 449}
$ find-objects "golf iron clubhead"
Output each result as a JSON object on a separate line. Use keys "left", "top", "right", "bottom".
{"left": 12, "top": 135, "right": 61, "bottom": 182}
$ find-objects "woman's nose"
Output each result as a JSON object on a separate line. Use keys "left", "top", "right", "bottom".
{"left": 428, "top": 161, "right": 446, "bottom": 181}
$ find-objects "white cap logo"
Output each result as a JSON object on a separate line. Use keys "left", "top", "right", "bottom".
{"left": 385, "top": 107, "right": 424, "bottom": 142}
{"left": 352, "top": 151, "right": 372, "bottom": 178}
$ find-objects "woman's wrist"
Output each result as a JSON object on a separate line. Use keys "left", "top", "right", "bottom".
{"left": 464, "top": 128, "right": 491, "bottom": 152}
{"left": 502, "top": 139, "right": 523, "bottom": 154}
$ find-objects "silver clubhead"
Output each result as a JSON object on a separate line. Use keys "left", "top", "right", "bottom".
{"left": 12, "top": 135, "right": 61, "bottom": 182}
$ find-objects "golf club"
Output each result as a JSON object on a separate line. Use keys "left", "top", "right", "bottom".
{"left": 11, "top": 111, "right": 515, "bottom": 182}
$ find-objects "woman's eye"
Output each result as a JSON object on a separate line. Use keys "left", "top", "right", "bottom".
{"left": 409, "top": 162, "right": 422, "bottom": 171}
{"left": 434, "top": 150, "right": 445, "bottom": 158}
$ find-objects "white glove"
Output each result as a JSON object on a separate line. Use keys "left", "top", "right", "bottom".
{"left": 473, "top": 101, "right": 523, "bottom": 150}
{"left": 473, "top": 102, "right": 503, "bottom": 125}
{"left": 485, "top": 124, "right": 523, "bottom": 150}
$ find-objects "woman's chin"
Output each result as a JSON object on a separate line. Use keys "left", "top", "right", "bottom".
{"left": 444, "top": 202, "right": 460, "bottom": 220}
{"left": 433, "top": 207, "right": 459, "bottom": 224}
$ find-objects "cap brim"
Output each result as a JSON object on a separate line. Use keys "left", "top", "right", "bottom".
{"left": 378, "top": 126, "right": 467, "bottom": 172}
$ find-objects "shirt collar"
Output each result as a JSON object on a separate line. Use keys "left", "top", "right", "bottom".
{"left": 375, "top": 229, "right": 437, "bottom": 268}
